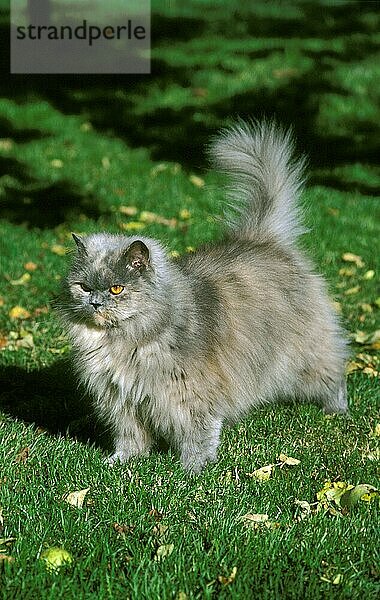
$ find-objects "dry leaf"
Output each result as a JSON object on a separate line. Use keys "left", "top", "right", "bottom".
{"left": 278, "top": 453, "right": 300, "bottom": 466}
{"left": 294, "top": 499, "right": 312, "bottom": 520}
{"left": 121, "top": 222, "right": 145, "bottom": 231}
{"left": 189, "top": 174, "right": 205, "bottom": 187}
{"left": 113, "top": 523, "right": 134, "bottom": 537}
{"left": 241, "top": 513, "right": 269, "bottom": 524}
{"left": 363, "top": 270, "right": 375, "bottom": 280}
{"left": 344, "top": 285, "right": 360, "bottom": 295}
{"left": 0, "top": 555, "right": 14, "bottom": 564}
{"left": 51, "top": 244, "right": 67, "bottom": 256}
{"left": 65, "top": 488, "right": 90, "bottom": 508}
{"left": 360, "top": 303, "right": 373, "bottom": 313}
{"left": 0, "top": 138, "right": 14, "bottom": 151}
{"left": 10, "top": 273, "right": 31, "bottom": 286}
{"left": 51, "top": 159, "right": 63, "bottom": 168}
{"left": 150, "top": 163, "right": 168, "bottom": 176}
{"left": 101, "top": 156, "right": 110, "bottom": 169}
{"left": 9, "top": 306, "right": 31, "bottom": 320}
{"left": 15, "top": 447, "right": 29, "bottom": 463}
{"left": 179, "top": 209, "right": 191, "bottom": 220}
{"left": 247, "top": 465, "right": 273, "bottom": 481}
{"left": 154, "top": 543, "right": 174, "bottom": 562}
{"left": 342, "top": 253, "right": 364, "bottom": 268}
{"left": 339, "top": 267, "right": 355, "bottom": 277}
{"left": 24, "top": 262, "right": 38, "bottom": 271}
{"left": 218, "top": 566, "right": 237, "bottom": 586}
{"left": 119, "top": 205, "right": 137, "bottom": 216}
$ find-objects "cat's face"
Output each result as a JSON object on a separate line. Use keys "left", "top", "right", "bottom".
{"left": 62, "top": 234, "right": 155, "bottom": 329}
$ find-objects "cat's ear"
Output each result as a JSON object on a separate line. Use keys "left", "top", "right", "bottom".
{"left": 124, "top": 240, "right": 150, "bottom": 273}
{"left": 72, "top": 233, "right": 88, "bottom": 256}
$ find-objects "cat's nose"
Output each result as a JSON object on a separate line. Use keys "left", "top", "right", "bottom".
{"left": 90, "top": 301, "right": 102, "bottom": 311}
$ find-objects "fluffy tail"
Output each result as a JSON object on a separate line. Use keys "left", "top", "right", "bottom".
{"left": 209, "top": 119, "right": 306, "bottom": 245}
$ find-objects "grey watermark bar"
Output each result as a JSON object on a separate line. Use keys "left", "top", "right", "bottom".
{"left": 11, "top": 0, "right": 150, "bottom": 74}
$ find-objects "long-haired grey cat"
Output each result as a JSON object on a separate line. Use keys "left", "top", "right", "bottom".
{"left": 59, "top": 120, "right": 348, "bottom": 473}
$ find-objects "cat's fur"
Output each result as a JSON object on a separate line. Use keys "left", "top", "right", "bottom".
{"left": 58, "top": 120, "right": 348, "bottom": 473}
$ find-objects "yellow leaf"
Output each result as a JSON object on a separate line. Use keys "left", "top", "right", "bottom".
{"left": 121, "top": 221, "right": 145, "bottom": 231}
{"left": 119, "top": 205, "right": 138, "bottom": 216}
{"left": 24, "top": 262, "right": 38, "bottom": 271}
{"left": 339, "top": 267, "right": 355, "bottom": 277}
{"left": 278, "top": 453, "right": 300, "bottom": 466}
{"left": 363, "top": 270, "right": 375, "bottom": 280}
{"left": 189, "top": 174, "right": 205, "bottom": 187}
{"left": 65, "top": 488, "right": 90, "bottom": 508}
{"left": 333, "top": 574, "right": 343, "bottom": 585}
{"left": 373, "top": 424, "right": 380, "bottom": 437}
{"left": 10, "top": 273, "right": 31, "bottom": 286}
{"left": 51, "top": 244, "right": 67, "bottom": 256}
{"left": 179, "top": 209, "right": 191, "bottom": 220}
{"left": 360, "top": 303, "right": 373, "bottom": 313}
{"left": 154, "top": 543, "right": 174, "bottom": 562}
{"left": 344, "top": 285, "right": 360, "bottom": 295}
{"left": 247, "top": 465, "right": 273, "bottom": 481}
{"left": 51, "top": 159, "right": 63, "bottom": 168}
{"left": 218, "top": 566, "right": 237, "bottom": 586}
{"left": 101, "top": 156, "right": 110, "bottom": 169}
{"left": 342, "top": 253, "right": 364, "bottom": 268}
{"left": 241, "top": 513, "right": 269, "bottom": 524}
{"left": 0, "top": 138, "right": 14, "bottom": 151}
{"left": 9, "top": 306, "right": 31, "bottom": 319}
{"left": 170, "top": 250, "right": 180, "bottom": 258}
{"left": 40, "top": 547, "right": 73, "bottom": 572}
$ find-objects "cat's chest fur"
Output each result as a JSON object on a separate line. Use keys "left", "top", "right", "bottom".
{"left": 71, "top": 323, "right": 183, "bottom": 413}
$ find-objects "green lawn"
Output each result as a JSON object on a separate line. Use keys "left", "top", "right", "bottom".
{"left": 0, "top": 1, "right": 379, "bottom": 598}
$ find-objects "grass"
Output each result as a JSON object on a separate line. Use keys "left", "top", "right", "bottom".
{"left": 0, "top": 1, "right": 379, "bottom": 598}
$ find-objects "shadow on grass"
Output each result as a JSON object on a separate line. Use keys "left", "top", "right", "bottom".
{"left": 0, "top": 2, "right": 379, "bottom": 170}
{"left": 0, "top": 360, "right": 111, "bottom": 450}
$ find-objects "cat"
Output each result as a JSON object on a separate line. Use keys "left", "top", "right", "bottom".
{"left": 58, "top": 120, "right": 348, "bottom": 473}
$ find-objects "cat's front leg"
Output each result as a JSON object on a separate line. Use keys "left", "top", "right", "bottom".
{"left": 175, "top": 414, "right": 223, "bottom": 474}
{"left": 107, "top": 410, "right": 153, "bottom": 465}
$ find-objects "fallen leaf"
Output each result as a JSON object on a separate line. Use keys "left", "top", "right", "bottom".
{"left": 51, "top": 244, "right": 67, "bottom": 256}
{"left": 9, "top": 306, "right": 31, "bottom": 320}
{"left": 247, "top": 465, "right": 273, "bottom": 481}
{"left": 0, "top": 336, "right": 7, "bottom": 350}
{"left": 15, "top": 447, "right": 30, "bottom": 463}
{"left": 179, "top": 209, "right": 191, "bottom": 220}
{"left": 241, "top": 513, "right": 269, "bottom": 524}
{"left": 333, "top": 574, "right": 343, "bottom": 585}
{"left": 360, "top": 303, "right": 373, "bottom": 313}
{"left": 150, "top": 163, "right": 168, "bottom": 177}
{"left": 24, "top": 262, "right": 38, "bottom": 271}
{"left": 0, "top": 138, "right": 14, "bottom": 151}
{"left": 51, "top": 159, "right": 63, "bottom": 168}
{"left": 340, "top": 484, "right": 379, "bottom": 508}
{"left": 121, "top": 221, "right": 145, "bottom": 231}
{"left": 363, "top": 270, "right": 375, "bottom": 280}
{"left": 0, "top": 554, "right": 14, "bottom": 563}
{"left": 339, "top": 267, "right": 355, "bottom": 277}
{"left": 119, "top": 205, "right": 137, "bottom": 216}
{"left": 278, "top": 453, "right": 300, "bottom": 466}
{"left": 10, "top": 273, "right": 31, "bottom": 286}
{"left": 65, "top": 488, "right": 90, "bottom": 508}
{"left": 154, "top": 543, "right": 174, "bottom": 562}
{"left": 218, "top": 566, "right": 237, "bottom": 586}
{"left": 342, "top": 253, "right": 364, "bottom": 268}
{"left": 372, "top": 424, "right": 380, "bottom": 437}
{"left": 294, "top": 499, "right": 312, "bottom": 520}
{"left": 113, "top": 523, "right": 134, "bottom": 537}
{"left": 375, "top": 297, "right": 380, "bottom": 308}
{"left": 40, "top": 547, "right": 73, "bottom": 572}
{"left": 344, "top": 285, "right": 360, "bottom": 295}
{"left": 189, "top": 174, "right": 205, "bottom": 187}
{"left": 101, "top": 156, "right": 110, "bottom": 169}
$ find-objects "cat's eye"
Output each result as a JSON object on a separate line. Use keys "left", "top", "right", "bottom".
{"left": 79, "top": 283, "right": 91, "bottom": 292}
{"left": 109, "top": 285, "right": 124, "bottom": 295}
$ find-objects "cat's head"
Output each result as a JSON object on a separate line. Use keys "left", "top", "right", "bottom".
{"left": 60, "top": 233, "right": 170, "bottom": 332}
